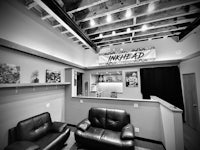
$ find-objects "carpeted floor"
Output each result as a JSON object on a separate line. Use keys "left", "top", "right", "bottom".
{"left": 62, "top": 131, "right": 165, "bottom": 150}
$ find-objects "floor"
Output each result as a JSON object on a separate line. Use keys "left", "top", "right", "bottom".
{"left": 183, "top": 123, "right": 200, "bottom": 150}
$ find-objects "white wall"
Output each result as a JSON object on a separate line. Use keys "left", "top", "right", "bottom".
{"left": 180, "top": 55, "right": 200, "bottom": 123}
{"left": 0, "top": 0, "right": 86, "bottom": 67}
{"left": 0, "top": 46, "right": 68, "bottom": 83}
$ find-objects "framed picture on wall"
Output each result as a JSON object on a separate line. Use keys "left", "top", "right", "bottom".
{"left": 125, "top": 71, "right": 138, "bottom": 87}
{"left": 0, "top": 63, "right": 20, "bottom": 84}
{"left": 46, "top": 69, "right": 61, "bottom": 83}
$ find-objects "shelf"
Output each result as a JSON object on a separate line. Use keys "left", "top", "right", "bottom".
{"left": 97, "top": 81, "right": 123, "bottom": 83}
{"left": 0, "top": 82, "right": 71, "bottom": 88}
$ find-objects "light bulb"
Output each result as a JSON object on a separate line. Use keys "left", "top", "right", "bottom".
{"left": 147, "top": 3, "right": 155, "bottom": 13}
{"left": 141, "top": 25, "right": 148, "bottom": 31}
{"left": 90, "top": 19, "right": 95, "bottom": 27}
{"left": 106, "top": 14, "right": 112, "bottom": 22}
{"left": 99, "top": 33, "right": 103, "bottom": 38}
{"left": 112, "top": 31, "right": 116, "bottom": 35}
{"left": 125, "top": 9, "right": 132, "bottom": 18}
{"left": 127, "top": 28, "right": 131, "bottom": 32}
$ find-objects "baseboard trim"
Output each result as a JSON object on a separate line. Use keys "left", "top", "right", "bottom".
{"left": 135, "top": 136, "right": 166, "bottom": 150}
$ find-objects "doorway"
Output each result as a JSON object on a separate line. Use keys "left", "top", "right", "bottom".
{"left": 77, "top": 72, "right": 83, "bottom": 96}
{"left": 183, "top": 73, "right": 200, "bottom": 131}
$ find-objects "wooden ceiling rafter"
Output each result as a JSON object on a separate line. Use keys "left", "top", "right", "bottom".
{"left": 96, "top": 28, "right": 184, "bottom": 46}
{"left": 97, "top": 33, "right": 179, "bottom": 48}
{"left": 179, "top": 16, "right": 200, "bottom": 41}
{"left": 80, "top": 0, "right": 200, "bottom": 30}
{"left": 74, "top": 0, "right": 160, "bottom": 23}
{"left": 67, "top": 0, "right": 109, "bottom": 14}
{"left": 91, "top": 18, "right": 194, "bottom": 41}
{"left": 25, "top": 0, "right": 95, "bottom": 51}
{"left": 87, "top": 11, "right": 199, "bottom": 36}
{"left": 25, "top": 0, "right": 200, "bottom": 52}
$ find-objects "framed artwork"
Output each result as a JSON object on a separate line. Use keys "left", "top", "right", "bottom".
{"left": 0, "top": 64, "right": 20, "bottom": 84}
{"left": 46, "top": 70, "right": 61, "bottom": 83}
{"left": 31, "top": 70, "right": 39, "bottom": 83}
{"left": 125, "top": 71, "right": 138, "bottom": 87}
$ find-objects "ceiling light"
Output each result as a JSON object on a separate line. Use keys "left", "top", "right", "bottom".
{"left": 147, "top": 3, "right": 155, "bottom": 13}
{"left": 106, "top": 14, "right": 112, "bottom": 23}
{"left": 112, "top": 31, "right": 116, "bottom": 35}
{"left": 127, "top": 28, "right": 131, "bottom": 32}
{"left": 125, "top": 9, "right": 132, "bottom": 18}
{"left": 141, "top": 25, "right": 148, "bottom": 31}
{"left": 99, "top": 33, "right": 103, "bottom": 38}
{"left": 90, "top": 19, "right": 95, "bottom": 27}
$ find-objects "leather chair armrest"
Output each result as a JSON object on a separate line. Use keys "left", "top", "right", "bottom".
{"left": 51, "top": 122, "right": 68, "bottom": 133}
{"left": 121, "top": 124, "right": 135, "bottom": 140}
{"left": 77, "top": 119, "right": 91, "bottom": 132}
{"left": 4, "top": 141, "right": 40, "bottom": 150}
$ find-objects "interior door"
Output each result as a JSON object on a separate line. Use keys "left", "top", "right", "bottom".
{"left": 183, "top": 73, "right": 199, "bottom": 131}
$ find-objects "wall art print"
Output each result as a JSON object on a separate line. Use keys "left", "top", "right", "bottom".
{"left": 0, "top": 63, "right": 20, "bottom": 84}
{"left": 31, "top": 70, "right": 39, "bottom": 83}
{"left": 125, "top": 71, "right": 138, "bottom": 87}
{"left": 46, "top": 69, "right": 61, "bottom": 83}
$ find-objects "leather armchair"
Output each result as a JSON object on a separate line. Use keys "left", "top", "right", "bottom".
{"left": 4, "top": 112, "right": 70, "bottom": 150}
{"left": 75, "top": 107, "right": 135, "bottom": 150}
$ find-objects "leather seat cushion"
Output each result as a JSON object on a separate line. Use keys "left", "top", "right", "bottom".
{"left": 106, "top": 109, "right": 130, "bottom": 131}
{"left": 35, "top": 128, "right": 70, "bottom": 150}
{"left": 34, "top": 133, "right": 60, "bottom": 149}
{"left": 100, "top": 130, "right": 134, "bottom": 150}
{"left": 89, "top": 108, "right": 106, "bottom": 128}
{"left": 75, "top": 127, "right": 105, "bottom": 148}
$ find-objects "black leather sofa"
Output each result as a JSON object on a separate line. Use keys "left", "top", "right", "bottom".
{"left": 4, "top": 112, "right": 70, "bottom": 150}
{"left": 75, "top": 107, "right": 135, "bottom": 150}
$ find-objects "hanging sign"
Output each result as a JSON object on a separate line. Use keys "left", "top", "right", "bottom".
{"left": 99, "top": 47, "right": 156, "bottom": 65}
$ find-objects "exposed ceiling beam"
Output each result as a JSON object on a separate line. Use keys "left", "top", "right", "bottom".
{"left": 80, "top": 0, "right": 200, "bottom": 30}
{"left": 98, "top": 33, "right": 179, "bottom": 48}
{"left": 67, "top": 0, "right": 109, "bottom": 14}
{"left": 26, "top": 1, "right": 38, "bottom": 9}
{"left": 95, "top": 28, "right": 183, "bottom": 46}
{"left": 35, "top": 0, "right": 98, "bottom": 52}
{"left": 41, "top": 14, "right": 52, "bottom": 20}
{"left": 75, "top": 0, "right": 159, "bottom": 22}
{"left": 87, "top": 11, "right": 199, "bottom": 36}
{"left": 91, "top": 18, "right": 194, "bottom": 40}
{"left": 178, "top": 16, "right": 200, "bottom": 41}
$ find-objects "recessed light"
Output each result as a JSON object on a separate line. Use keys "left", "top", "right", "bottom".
{"left": 141, "top": 24, "right": 148, "bottom": 31}
{"left": 90, "top": 19, "right": 95, "bottom": 27}
{"left": 127, "top": 28, "right": 131, "bottom": 32}
{"left": 99, "top": 33, "right": 103, "bottom": 38}
{"left": 125, "top": 9, "right": 132, "bottom": 18}
{"left": 147, "top": 3, "right": 155, "bottom": 13}
{"left": 112, "top": 31, "right": 116, "bottom": 35}
{"left": 106, "top": 14, "right": 112, "bottom": 22}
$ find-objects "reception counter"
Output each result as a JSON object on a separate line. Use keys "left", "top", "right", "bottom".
{"left": 66, "top": 95, "right": 183, "bottom": 150}
{"left": 72, "top": 95, "right": 182, "bottom": 112}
